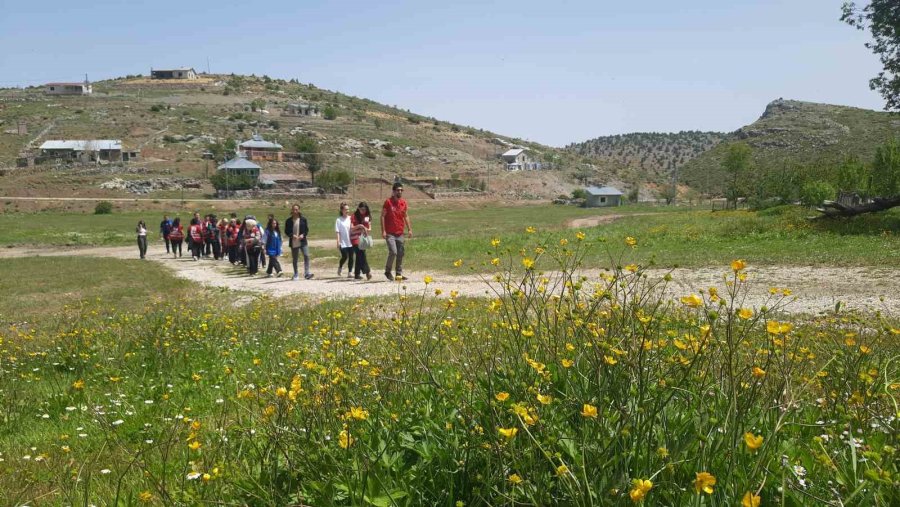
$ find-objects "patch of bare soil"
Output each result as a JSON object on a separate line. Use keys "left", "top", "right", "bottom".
{"left": 565, "top": 212, "right": 661, "bottom": 228}
{"left": 4, "top": 245, "right": 899, "bottom": 315}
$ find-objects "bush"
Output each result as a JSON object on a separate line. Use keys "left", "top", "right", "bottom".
{"left": 316, "top": 169, "right": 352, "bottom": 192}
{"left": 571, "top": 188, "right": 587, "bottom": 199}
{"left": 210, "top": 172, "right": 257, "bottom": 191}
{"left": 323, "top": 105, "right": 337, "bottom": 120}
{"left": 94, "top": 201, "right": 113, "bottom": 215}
{"left": 800, "top": 181, "right": 835, "bottom": 208}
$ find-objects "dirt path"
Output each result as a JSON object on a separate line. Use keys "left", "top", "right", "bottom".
{"left": 565, "top": 212, "right": 661, "bottom": 228}
{"left": 5, "top": 244, "right": 899, "bottom": 315}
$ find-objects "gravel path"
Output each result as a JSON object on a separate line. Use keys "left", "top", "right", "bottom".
{"left": 4, "top": 245, "right": 898, "bottom": 315}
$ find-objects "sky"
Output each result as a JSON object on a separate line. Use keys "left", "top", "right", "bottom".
{"left": 0, "top": 0, "right": 887, "bottom": 147}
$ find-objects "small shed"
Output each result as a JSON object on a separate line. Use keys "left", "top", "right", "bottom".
{"left": 239, "top": 134, "right": 283, "bottom": 161}
{"left": 585, "top": 186, "right": 623, "bottom": 207}
{"left": 45, "top": 81, "right": 92, "bottom": 96}
{"left": 150, "top": 68, "right": 198, "bottom": 80}
{"left": 218, "top": 156, "right": 261, "bottom": 180}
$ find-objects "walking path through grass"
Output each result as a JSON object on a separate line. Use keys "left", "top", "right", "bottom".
{"left": 4, "top": 244, "right": 899, "bottom": 314}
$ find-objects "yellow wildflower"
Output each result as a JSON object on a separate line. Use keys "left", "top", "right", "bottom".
{"left": 347, "top": 406, "right": 369, "bottom": 421}
{"left": 188, "top": 440, "right": 201, "bottom": 451}
{"left": 752, "top": 366, "right": 766, "bottom": 378}
{"left": 556, "top": 464, "right": 569, "bottom": 476}
{"left": 575, "top": 231, "right": 586, "bottom": 240}
{"left": 629, "top": 478, "right": 652, "bottom": 502}
{"left": 680, "top": 294, "right": 703, "bottom": 307}
{"left": 742, "top": 492, "right": 762, "bottom": 507}
{"left": 491, "top": 238, "right": 501, "bottom": 247}
{"left": 625, "top": 236, "right": 637, "bottom": 247}
{"left": 738, "top": 308, "right": 753, "bottom": 320}
{"left": 561, "top": 358, "right": 574, "bottom": 368}
{"left": 139, "top": 491, "right": 153, "bottom": 503}
{"left": 744, "top": 432, "right": 764, "bottom": 452}
{"left": 72, "top": 379, "right": 85, "bottom": 390}
{"left": 491, "top": 258, "right": 500, "bottom": 266}
{"left": 453, "top": 259, "right": 463, "bottom": 267}
{"left": 498, "top": 427, "right": 518, "bottom": 440}
{"left": 508, "top": 473, "right": 523, "bottom": 484}
{"left": 694, "top": 472, "right": 716, "bottom": 494}
{"left": 338, "top": 429, "right": 354, "bottom": 449}
{"left": 536, "top": 393, "right": 552, "bottom": 405}
{"left": 525, "top": 226, "right": 536, "bottom": 234}
{"left": 495, "top": 392, "right": 510, "bottom": 402}
{"left": 581, "top": 404, "right": 598, "bottom": 418}
{"left": 522, "top": 257, "right": 535, "bottom": 270}
{"left": 423, "top": 275, "right": 433, "bottom": 284}
{"left": 731, "top": 259, "right": 746, "bottom": 271}
{"left": 603, "top": 355, "right": 618, "bottom": 366}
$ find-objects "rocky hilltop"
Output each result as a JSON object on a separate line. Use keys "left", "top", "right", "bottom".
{"left": 680, "top": 99, "right": 900, "bottom": 194}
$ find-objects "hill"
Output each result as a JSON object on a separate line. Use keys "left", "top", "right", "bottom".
{"left": 565, "top": 131, "right": 728, "bottom": 183}
{"left": 680, "top": 99, "right": 900, "bottom": 194}
{"left": 0, "top": 74, "right": 610, "bottom": 202}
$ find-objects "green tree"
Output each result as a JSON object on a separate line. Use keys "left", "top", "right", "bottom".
{"left": 836, "top": 156, "right": 869, "bottom": 196}
{"left": 842, "top": 2, "right": 900, "bottom": 110}
{"left": 94, "top": 201, "right": 113, "bottom": 215}
{"left": 658, "top": 183, "right": 678, "bottom": 205}
{"left": 800, "top": 181, "right": 835, "bottom": 208}
{"left": 870, "top": 138, "right": 900, "bottom": 196}
{"left": 294, "top": 136, "right": 323, "bottom": 182}
{"left": 315, "top": 169, "right": 352, "bottom": 192}
{"left": 722, "top": 142, "right": 752, "bottom": 209}
{"left": 249, "top": 98, "right": 266, "bottom": 112}
{"left": 323, "top": 105, "right": 337, "bottom": 120}
{"left": 210, "top": 172, "right": 256, "bottom": 191}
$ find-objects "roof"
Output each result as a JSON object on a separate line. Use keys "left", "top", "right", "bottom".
{"left": 240, "top": 134, "right": 283, "bottom": 150}
{"left": 218, "top": 157, "right": 261, "bottom": 171}
{"left": 585, "top": 186, "right": 624, "bottom": 196}
{"left": 152, "top": 67, "right": 196, "bottom": 72}
{"left": 40, "top": 140, "right": 121, "bottom": 151}
{"left": 46, "top": 82, "right": 89, "bottom": 87}
{"left": 502, "top": 149, "right": 526, "bottom": 157}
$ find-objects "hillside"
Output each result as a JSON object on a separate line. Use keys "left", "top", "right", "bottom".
{"left": 681, "top": 99, "right": 900, "bottom": 194}
{"left": 565, "top": 131, "right": 728, "bottom": 183}
{"left": 0, "top": 74, "right": 608, "bottom": 202}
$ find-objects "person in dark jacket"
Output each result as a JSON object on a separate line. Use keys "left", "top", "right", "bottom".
{"left": 160, "top": 215, "right": 172, "bottom": 253}
{"left": 263, "top": 217, "right": 284, "bottom": 277}
{"left": 284, "top": 204, "right": 314, "bottom": 280}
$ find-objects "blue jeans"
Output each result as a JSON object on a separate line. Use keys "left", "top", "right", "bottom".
{"left": 291, "top": 245, "right": 311, "bottom": 276}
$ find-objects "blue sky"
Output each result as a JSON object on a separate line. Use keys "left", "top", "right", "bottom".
{"left": 1, "top": 0, "right": 885, "bottom": 146}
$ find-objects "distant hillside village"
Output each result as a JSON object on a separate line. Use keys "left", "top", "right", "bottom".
{"left": 13, "top": 68, "right": 562, "bottom": 201}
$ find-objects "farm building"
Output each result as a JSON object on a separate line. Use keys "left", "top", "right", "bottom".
{"left": 239, "top": 134, "right": 283, "bottom": 162}
{"left": 45, "top": 81, "right": 92, "bottom": 96}
{"left": 218, "top": 156, "right": 261, "bottom": 180}
{"left": 584, "top": 186, "right": 623, "bottom": 207}
{"left": 283, "top": 103, "right": 320, "bottom": 117}
{"left": 150, "top": 68, "right": 197, "bottom": 80}
{"left": 501, "top": 148, "right": 541, "bottom": 171}
{"left": 38, "top": 140, "right": 136, "bottom": 162}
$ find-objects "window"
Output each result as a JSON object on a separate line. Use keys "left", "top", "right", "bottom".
{"left": 600, "top": 197, "right": 607, "bottom": 204}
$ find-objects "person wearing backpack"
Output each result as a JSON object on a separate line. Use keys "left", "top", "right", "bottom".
{"left": 168, "top": 217, "right": 184, "bottom": 258}
{"left": 243, "top": 216, "right": 262, "bottom": 275}
{"left": 188, "top": 218, "right": 204, "bottom": 261}
{"left": 159, "top": 215, "right": 172, "bottom": 254}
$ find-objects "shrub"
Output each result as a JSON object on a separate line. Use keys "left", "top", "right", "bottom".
{"left": 210, "top": 172, "right": 256, "bottom": 191}
{"left": 571, "top": 188, "right": 587, "bottom": 199}
{"left": 323, "top": 105, "right": 337, "bottom": 120}
{"left": 800, "top": 181, "right": 835, "bottom": 208}
{"left": 94, "top": 201, "right": 113, "bottom": 214}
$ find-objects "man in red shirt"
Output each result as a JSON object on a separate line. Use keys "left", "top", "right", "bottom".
{"left": 381, "top": 182, "right": 412, "bottom": 281}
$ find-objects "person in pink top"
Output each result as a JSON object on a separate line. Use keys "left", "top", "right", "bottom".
{"left": 350, "top": 202, "right": 372, "bottom": 280}
{"left": 380, "top": 182, "right": 412, "bottom": 281}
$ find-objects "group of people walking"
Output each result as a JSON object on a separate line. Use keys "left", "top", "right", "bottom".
{"left": 142, "top": 182, "right": 413, "bottom": 282}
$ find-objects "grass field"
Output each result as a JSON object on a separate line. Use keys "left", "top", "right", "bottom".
{"left": 2, "top": 202, "right": 897, "bottom": 271}
{"left": 0, "top": 239, "right": 896, "bottom": 505}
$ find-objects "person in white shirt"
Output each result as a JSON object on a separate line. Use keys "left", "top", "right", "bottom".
{"left": 136, "top": 220, "right": 148, "bottom": 259}
{"left": 335, "top": 202, "right": 354, "bottom": 278}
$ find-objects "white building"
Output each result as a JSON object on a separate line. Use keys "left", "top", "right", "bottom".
{"left": 501, "top": 148, "right": 541, "bottom": 171}
{"left": 45, "top": 80, "right": 92, "bottom": 96}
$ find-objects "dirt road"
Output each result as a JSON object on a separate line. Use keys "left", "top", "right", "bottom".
{"left": 4, "top": 244, "right": 898, "bottom": 315}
